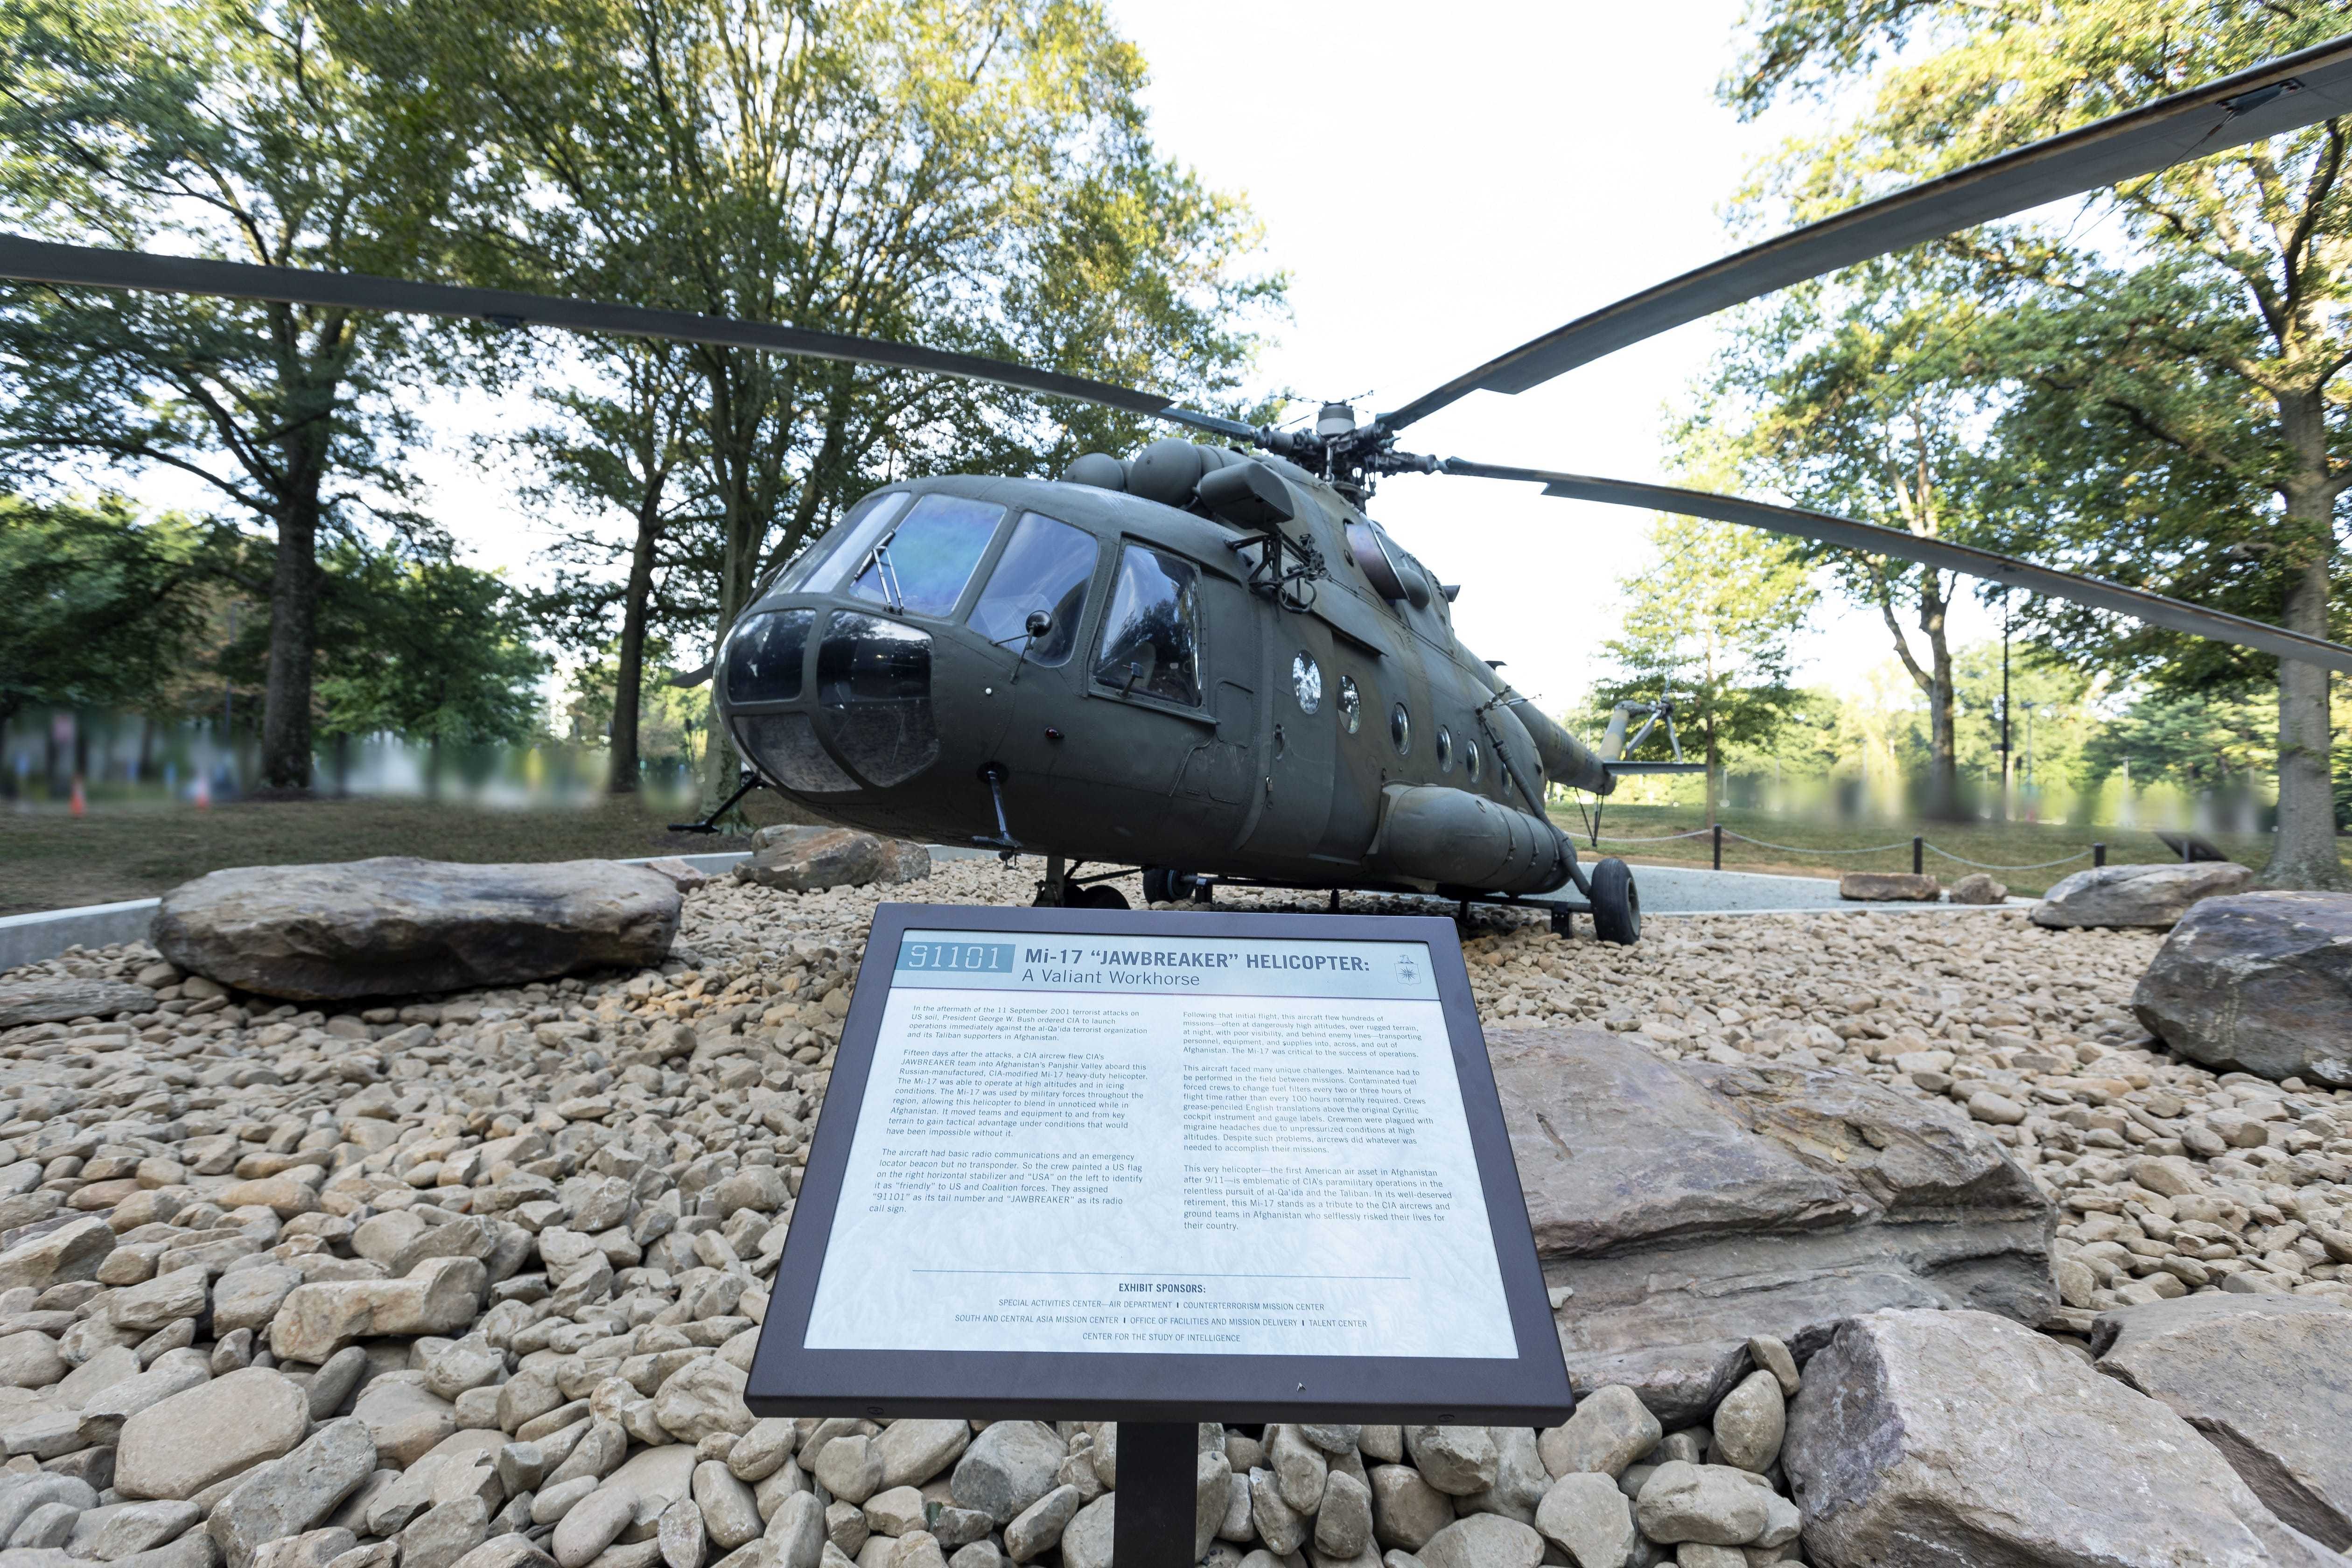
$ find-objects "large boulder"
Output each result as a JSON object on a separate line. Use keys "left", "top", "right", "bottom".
{"left": 2032, "top": 860, "right": 2252, "bottom": 929}
{"left": 152, "top": 857, "right": 680, "bottom": 1001}
{"left": 733, "top": 826, "right": 930, "bottom": 893}
{"left": 1490, "top": 1027, "right": 2053, "bottom": 1424}
{"left": 2131, "top": 891, "right": 2352, "bottom": 1086}
{"left": 1785, "top": 1308, "right": 2336, "bottom": 1567}
{"left": 0, "top": 978, "right": 155, "bottom": 1026}
{"left": 2092, "top": 1294, "right": 2352, "bottom": 1549}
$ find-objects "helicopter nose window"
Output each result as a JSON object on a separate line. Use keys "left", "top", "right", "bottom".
{"left": 1292, "top": 652, "right": 1322, "bottom": 714}
{"left": 1436, "top": 726, "right": 1454, "bottom": 771}
{"left": 722, "top": 608, "right": 812, "bottom": 706}
{"left": 818, "top": 612, "right": 938, "bottom": 786}
{"left": 732, "top": 713, "right": 859, "bottom": 793}
{"left": 844, "top": 494, "right": 1004, "bottom": 617}
{"left": 1337, "top": 675, "right": 1361, "bottom": 734}
{"left": 966, "top": 513, "right": 1097, "bottom": 666}
{"left": 1093, "top": 545, "right": 1202, "bottom": 707}
{"left": 1465, "top": 738, "right": 1483, "bottom": 783}
{"left": 1390, "top": 703, "right": 1411, "bottom": 754}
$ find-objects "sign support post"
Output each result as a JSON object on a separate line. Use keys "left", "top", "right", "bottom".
{"left": 1109, "top": 1423, "right": 1197, "bottom": 1568}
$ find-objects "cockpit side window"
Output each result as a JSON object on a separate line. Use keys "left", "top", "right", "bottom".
{"left": 843, "top": 494, "right": 1005, "bottom": 618}
{"left": 1092, "top": 543, "right": 1203, "bottom": 708}
{"left": 965, "top": 513, "right": 1098, "bottom": 667}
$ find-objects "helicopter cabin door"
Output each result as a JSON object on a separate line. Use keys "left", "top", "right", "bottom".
{"left": 1237, "top": 615, "right": 1356, "bottom": 874}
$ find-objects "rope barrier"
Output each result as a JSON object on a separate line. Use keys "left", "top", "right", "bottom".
{"left": 1577, "top": 828, "right": 1714, "bottom": 844}
{"left": 1722, "top": 832, "right": 1914, "bottom": 855}
{"left": 1575, "top": 827, "right": 2100, "bottom": 872}
{"left": 1922, "top": 844, "right": 2095, "bottom": 872}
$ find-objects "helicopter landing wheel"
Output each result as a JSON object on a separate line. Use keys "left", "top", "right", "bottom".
{"left": 1589, "top": 856, "right": 1640, "bottom": 945}
{"left": 1141, "top": 867, "right": 1199, "bottom": 904}
{"left": 1075, "top": 884, "right": 1129, "bottom": 910}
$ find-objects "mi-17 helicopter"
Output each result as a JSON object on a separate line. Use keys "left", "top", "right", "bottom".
{"left": 8, "top": 38, "right": 2352, "bottom": 943}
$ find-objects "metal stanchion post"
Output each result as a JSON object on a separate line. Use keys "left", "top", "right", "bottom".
{"left": 1712, "top": 825, "right": 1722, "bottom": 870}
{"left": 1912, "top": 836, "right": 1923, "bottom": 876}
{"left": 2093, "top": 842, "right": 2106, "bottom": 867}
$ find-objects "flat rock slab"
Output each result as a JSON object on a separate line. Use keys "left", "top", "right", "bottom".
{"left": 2093, "top": 1294, "right": 2352, "bottom": 1550}
{"left": 152, "top": 857, "right": 681, "bottom": 1001}
{"left": 2033, "top": 860, "right": 2252, "bottom": 929}
{"left": 0, "top": 978, "right": 154, "bottom": 1027}
{"left": 1786, "top": 1308, "right": 2336, "bottom": 1568}
{"left": 1488, "top": 1027, "right": 2054, "bottom": 1425}
{"left": 2132, "top": 891, "right": 2352, "bottom": 1087}
{"left": 1836, "top": 872, "right": 1939, "bottom": 902}
{"left": 733, "top": 827, "right": 929, "bottom": 894}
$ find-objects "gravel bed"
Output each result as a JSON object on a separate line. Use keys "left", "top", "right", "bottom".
{"left": 0, "top": 857, "right": 2340, "bottom": 1568}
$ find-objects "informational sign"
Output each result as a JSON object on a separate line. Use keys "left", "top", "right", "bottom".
{"left": 751, "top": 904, "right": 1571, "bottom": 1425}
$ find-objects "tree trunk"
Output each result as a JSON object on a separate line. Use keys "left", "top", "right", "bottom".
{"left": 260, "top": 487, "right": 321, "bottom": 793}
{"left": 698, "top": 369, "right": 761, "bottom": 809}
{"left": 609, "top": 491, "right": 662, "bottom": 796}
{"left": 2262, "top": 394, "right": 2346, "bottom": 889}
{"left": 2266, "top": 550, "right": 2344, "bottom": 888}
{"left": 1921, "top": 588, "right": 1960, "bottom": 821}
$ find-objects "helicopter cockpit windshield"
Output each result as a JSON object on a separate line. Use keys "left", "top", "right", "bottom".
{"left": 842, "top": 494, "right": 1002, "bottom": 616}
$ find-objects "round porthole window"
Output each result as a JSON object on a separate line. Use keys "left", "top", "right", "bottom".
{"left": 1337, "top": 676, "right": 1361, "bottom": 734}
{"left": 1466, "top": 739, "right": 1482, "bottom": 783}
{"left": 1292, "top": 651, "right": 1322, "bottom": 714}
{"left": 1390, "top": 703, "right": 1411, "bottom": 755}
{"left": 1436, "top": 726, "right": 1454, "bottom": 771}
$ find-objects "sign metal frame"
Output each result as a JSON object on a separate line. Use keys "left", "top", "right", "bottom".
{"left": 746, "top": 902, "right": 1574, "bottom": 1427}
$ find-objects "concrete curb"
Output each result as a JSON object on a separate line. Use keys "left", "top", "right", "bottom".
{"left": 1, "top": 847, "right": 2030, "bottom": 972}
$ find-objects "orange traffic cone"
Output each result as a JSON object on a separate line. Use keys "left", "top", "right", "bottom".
{"left": 194, "top": 777, "right": 211, "bottom": 811}
{"left": 69, "top": 777, "right": 85, "bottom": 817}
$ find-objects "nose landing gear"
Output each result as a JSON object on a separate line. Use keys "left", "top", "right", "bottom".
{"left": 1031, "top": 854, "right": 1133, "bottom": 909}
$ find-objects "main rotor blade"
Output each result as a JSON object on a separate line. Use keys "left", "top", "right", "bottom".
{"left": 1381, "top": 35, "right": 2352, "bottom": 434}
{"left": 0, "top": 235, "right": 1260, "bottom": 441}
{"left": 1441, "top": 460, "right": 2352, "bottom": 674}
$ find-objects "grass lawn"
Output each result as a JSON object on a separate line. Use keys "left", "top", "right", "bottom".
{"left": 7, "top": 788, "right": 2335, "bottom": 917}
{"left": 0, "top": 791, "right": 812, "bottom": 917}
{"left": 1545, "top": 801, "right": 2341, "bottom": 897}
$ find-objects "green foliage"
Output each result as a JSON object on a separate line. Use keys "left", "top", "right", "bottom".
{"left": 2079, "top": 684, "right": 2276, "bottom": 794}
{"left": 0, "top": 495, "right": 225, "bottom": 726}
{"left": 556, "top": 640, "right": 707, "bottom": 768}
{"left": 215, "top": 540, "right": 547, "bottom": 746}
{"left": 0, "top": 0, "right": 504, "bottom": 785}
{"left": 1586, "top": 516, "right": 1817, "bottom": 818}
{"left": 1716, "top": 0, "right": 2352, "bottom": 880}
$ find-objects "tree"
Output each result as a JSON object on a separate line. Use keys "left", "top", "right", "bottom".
{"left": 1587, "top": 514, "right": 1817, "bottom": 827}
{"left": 515, "top": 341, "right": 714, "bottom": 794}
{"left": 0, "top": 0, "right": 490, "bottom": 791}
{"left": 308, "top": 546, "right": 547, "bottom": 758}
{"left": 1689, "top": 258, "right": 2008, "bottom": 819}
{"left": 0, "top": 495, "right": 223, "bottom": 730}
{"left": 365, "top": 0, "right": 1281, "bottom": 803}
{"left": 1722, "top": 0, "right": 2352, "bottom": 885}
